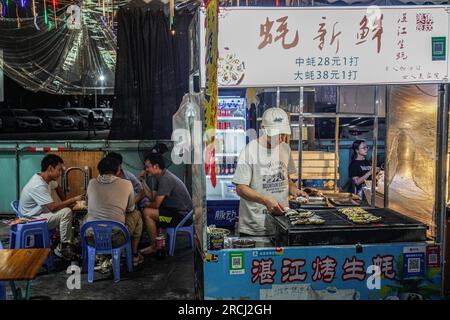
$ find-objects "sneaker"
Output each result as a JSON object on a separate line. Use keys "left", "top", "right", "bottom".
{"left": 133, "top": 253, "right": 144, "bottom": 267}
{"left": 54, "top": 243, "right": 73, "bottom": 261}
{"left": 100, "top": 259, "right": 112, "bottom": 274}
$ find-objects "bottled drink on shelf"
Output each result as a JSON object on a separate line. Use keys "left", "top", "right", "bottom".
{"left": 222, "top": 157, "right": 227, "bottom": 175}
{"left": 230, "top": 162, "right": 235, "bottom": 175}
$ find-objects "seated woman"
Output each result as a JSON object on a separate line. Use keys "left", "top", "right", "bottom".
{"left": 349, "top": 140, "right": 378, "bottom": 199}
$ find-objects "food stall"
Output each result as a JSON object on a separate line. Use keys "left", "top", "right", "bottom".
{"left": 189, "top": 4, "right": 448, "bottom": 299}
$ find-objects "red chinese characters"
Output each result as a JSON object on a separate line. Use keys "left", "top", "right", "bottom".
{"left": 372, "top": 255, "right": 396, "bottom": 280}
{"left": 313, "top": 17, "right": 342, "bottom": 54}
{"left": 356, "top": 14, "right": 384, "bottom": 53}
{"left": 258, "top": 16, "right": 299, "bottom": 50}
{"left": 416, "top": 13, "right": 434, "bottom": 32}
{"left": 342, "top": 257, "right": 366, "bottom": 281}
{"left": 312, "top": 256, "right": 337, "bottom": 283}
{"left": 251, "top": 259, "right": 276, "bottom": 285}
{"left": 281, "top": 258, "right": 307, "bottom": 283}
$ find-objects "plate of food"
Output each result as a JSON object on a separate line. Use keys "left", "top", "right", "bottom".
{"left": 73, "top": 200, "right": 87, "bottom": 211}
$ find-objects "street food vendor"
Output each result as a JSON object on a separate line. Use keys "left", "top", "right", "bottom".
{"left": 349, "top": 139, "right": 379, "bottom": 199}
{"left": 232, "top": 108, "right": 308, "bottom": 236}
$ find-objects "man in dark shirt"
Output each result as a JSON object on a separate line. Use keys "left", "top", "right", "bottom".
{"left": 139, "top": 153, "right": 192, "bottom": 255}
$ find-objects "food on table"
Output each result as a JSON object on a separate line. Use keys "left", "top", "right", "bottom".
{"left": 307, "top": 217, "right": 326, "bottom": 225}
{"left": 285, "top": 209, "right": 325, "bottom": 225}
{"left": 338, "top": 207, "right": 382, "bottom": 224}
{"left": 73, "top": 200, "right": 87, "bottom": 211}
{"left": 294, "top": 196, "right": 326, "bottom": 205}
{"left": 295, "top": 196, "right": 309, "bottom": 204}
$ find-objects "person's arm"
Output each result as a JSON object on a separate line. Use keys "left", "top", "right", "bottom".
{"left": 287, "top": 149, "right": 308, "bottom": 198}
{"left": 289, "top": 179, "right": 308, "bottom": 197}
{"left": 55, "top": 185, "right": 67, "bottom": 202}
{"left": 145, "top": 195, "right": 166, "bottom": 209}
{"left": 30, "top": 183, "right": 82, "bottom": 213}
{"left": 139, "top": 170, "right": 156, "bottom": 200}
{"left": 236, "top": 184, "right": 285, "bottom": 215}
{"left": 46, "top": 194, "right": 84, "bottom": 213}
{"left": 127, "top": 171, "right": 145, "bottom": 204}
{"left": 352, "top": 171, "right": 372, "bottom": 186}
{"left": 126, "top": 187, "right": 136, "bottom": 213}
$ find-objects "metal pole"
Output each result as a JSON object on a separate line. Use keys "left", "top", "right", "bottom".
{"left": 15, "top": 143, "right": 20, "bottom": 203}
{"left": 371, "top": 86, "right": 379, "bottom": 208}
{"left": 276, "top": 86, "right": 280, "bottom": 108}
{"left": 334, "top": 116, "right": 339, "bottom": 193}
{"left": 384, "top": 85, "right": 390, "bottom": 209}
{"left": 434, "top": 84, "right": 449, "bottom": 296}
{"left": 435, "top": 84, "right": 448, "bottom": 242}
{"left": 298, "top": 86, "right": 304, "bottom": 188}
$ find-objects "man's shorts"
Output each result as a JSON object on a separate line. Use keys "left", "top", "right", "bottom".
{"left": 158, "top": 207, "right": 192, "bottom": 228}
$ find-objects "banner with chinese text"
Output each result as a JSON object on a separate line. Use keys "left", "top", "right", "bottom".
{"left": 199, "top": 6, "right": 450, "bottom": 87}
{"left": 203, "top": 0, "right": 219, "bottom": 187}
{"left": 204, "top": 243, "right": 442, "bottom": 300}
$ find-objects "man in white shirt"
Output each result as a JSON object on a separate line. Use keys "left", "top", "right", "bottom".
{"left": 19, "top": 154, "right": 85, "bottom": 260}
{"left": 232, "top": 108, "right": 308, "bottom": 236}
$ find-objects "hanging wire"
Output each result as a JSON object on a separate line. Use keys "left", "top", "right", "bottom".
{"left": 414, "top": 85, "right": 438, "bottom": 98}
{"left": 0, "top": 0, "right": 121, "bottom": 94}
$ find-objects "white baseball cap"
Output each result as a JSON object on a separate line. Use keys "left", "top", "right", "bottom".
{"left": 261, "top": 108, "right": 291, "bottom": 136}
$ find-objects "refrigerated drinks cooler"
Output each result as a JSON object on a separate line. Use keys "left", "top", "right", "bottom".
{"left": 206, "top": 96, "right": 247, "bottom": 228}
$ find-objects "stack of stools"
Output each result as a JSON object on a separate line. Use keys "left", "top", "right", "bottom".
{"left": 9, "top": 220, "right": 54, "bottom": 272}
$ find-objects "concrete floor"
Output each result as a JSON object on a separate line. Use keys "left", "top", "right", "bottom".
{"left": 0, "top": 219, "right": 195, "bottom": 300}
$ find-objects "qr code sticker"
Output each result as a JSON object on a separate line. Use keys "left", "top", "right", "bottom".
{"left": 408, "top": 257, "right": 421, "bottom": 273}
{"left": 232, "top": 256, "right": 242, "bottom": 269}
{"left": 428, "top": 253, "right": 438, "bottom": 265}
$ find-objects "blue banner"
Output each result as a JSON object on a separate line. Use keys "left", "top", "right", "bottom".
{"left": 204, "top": 243, "right": 441, "bottom": 300}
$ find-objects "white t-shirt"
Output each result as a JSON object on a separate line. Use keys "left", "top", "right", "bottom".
{"left": 232, "top": 139, "right": 296, "bottom": 236}
{"left": 19, "top": 174, "right": 54, "bottom": 217}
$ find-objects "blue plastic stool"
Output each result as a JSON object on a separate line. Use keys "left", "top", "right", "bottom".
{"left": 10, "top": 200, "right": 22, "bottom": 218}
{"left": 80, "top": 220, "right": 133, "bottom": 283}
{"left": 9, "top": 220, "right": 54, "bottom": 271}
{"left": 0, "top": 241, "right": 5, "bottom": 300}
{"left": 166, "top": 210, "right": 194, "bottom": 256}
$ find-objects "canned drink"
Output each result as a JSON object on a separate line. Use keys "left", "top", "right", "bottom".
{"left": 226, "top": 122, "right": 231, "bottom": 129}
{"left": 156, "top": 236, "right": 166, "bottom": 250}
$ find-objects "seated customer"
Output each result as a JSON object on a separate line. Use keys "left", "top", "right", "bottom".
{"left": 140, "top": 153, "right": 193, "bottom": 255}
{"left": 105, "top": 152, "right": 148, "bottom": 207}
{"left": 19, "top": 154, "right": 84, "bottom": 260}
{"left": 84, "top": 157, "right": 144, "bottom": 266}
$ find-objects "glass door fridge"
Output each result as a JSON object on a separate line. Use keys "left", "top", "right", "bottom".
{"left": 206, "top": 96, "right": 247, "bottom": 229}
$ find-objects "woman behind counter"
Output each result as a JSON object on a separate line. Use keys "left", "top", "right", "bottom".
{"left": 349, "top": 140, "right": 378, "bottom": 199}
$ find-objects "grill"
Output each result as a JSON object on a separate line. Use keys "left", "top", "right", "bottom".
{"left": 269, "top": 208, "right": 427, "bottom": 247}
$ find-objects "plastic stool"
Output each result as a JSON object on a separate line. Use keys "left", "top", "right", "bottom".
{"left": 9, "top": 220, "right": 54, "bottom": 271}
{"left": 166, "top": 210, "right": 194, "bottom": 256}
{"left": 0, "top": 241, "right": 5, "bottom": 300}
